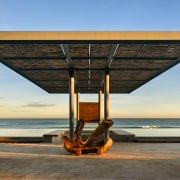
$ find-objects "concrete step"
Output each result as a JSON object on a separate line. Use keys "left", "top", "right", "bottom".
{"left": 51, "top": 130, "right": 136, "bottom": 143}
{"left": 43, "top": 130, "right": 66, "bottom": 142}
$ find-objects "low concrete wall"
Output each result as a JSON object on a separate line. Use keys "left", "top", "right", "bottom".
{"left": 43, "top": 130, "right": 68, "bottom": 143}
{"left": 136, "top": 137, "right": 180, "bottom": 143}
{"left": 0, "top": 137, "right": 43, "bottom": 143}
{"left": 1, "top": 130, "right": 180, "bottom": 143}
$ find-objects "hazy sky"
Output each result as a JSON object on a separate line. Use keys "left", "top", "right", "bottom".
{"left": 0, "top": 0, "right": 180, "bottom": 118}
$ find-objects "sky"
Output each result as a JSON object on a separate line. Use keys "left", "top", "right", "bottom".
{"left": 0, "top": 0, "right": 180, "bottom": 118}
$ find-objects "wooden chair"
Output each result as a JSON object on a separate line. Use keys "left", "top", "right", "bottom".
{"left": 62, "top": 119, "right": 113, "bottom": 156}
{"left": 78, "top": 102, "right": 100, "bottom": 123}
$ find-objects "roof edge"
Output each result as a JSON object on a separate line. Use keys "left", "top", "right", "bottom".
{"left": 0, "top": 31, "right": 180, "bottom": 40}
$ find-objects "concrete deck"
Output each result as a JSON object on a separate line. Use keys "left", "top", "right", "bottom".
{"left": 0, "top": 142, "right": 180, "bottom": 179}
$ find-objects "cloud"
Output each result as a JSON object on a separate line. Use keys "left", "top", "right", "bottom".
{"left": 22, "top": 102, "right": 56, "bottom": 108}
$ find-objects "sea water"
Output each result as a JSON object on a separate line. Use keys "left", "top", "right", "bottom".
{"left": 0, "top": 118, "right": 180, "bottom": 137}
{"left": 0, "top": 118, "right": 180, "bottom": 129}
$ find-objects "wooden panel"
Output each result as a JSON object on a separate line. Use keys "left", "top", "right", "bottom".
{"left": 90, "top": 59, "right": 106, "bottom": 68}
{"left": 48, "top": 59, "right": 68, "bottom": 68}
{"left": 11, "top": 44, "right": 42, "bottom": 57}
{"left": 47, "top": 87, "right": 69, "bottom": 93}
{"left": 138, "top": 44, "right": 180, "bottom": 57}
{"left": 111, "top": 59, "right": 175, "bottom": 69}
{"left": 7, "top": 59, "right": 52, "bottom": 69}
{"left": 22, "top": 70, "right": 69, "bottom": 81}
{"left": 110, "top": 80, "right": 142, "bottom": 88}
{"left": 36, "top": 44, "right": 64, "bottom": 57}
{"left": 73, "top": 59, "right": 89, "bottom": 68}
{"left": 76, "top": 71, "right": 89, "bottom": 80}
{"left": 90, "top": 70, "right": 103, "bottom": 79}
{"left": 90, "top": 44, "right": 112, "bottom": 57}
{"left": 80, "top": 88, "right": 98, "bottom": 93}
{"left": 68, "top": 44, "right": 89, "bottom": 57}
{"left": 0, "top": 44, "right": 19, "bottom": 57}
{"left": 109, "top": 70, "right": 158, "bottom": 81}
{"left": 38, "top": 81, "right": 67, "bottom": 87}
{"left": 79, "top": 102, "right": 99, "bottom": 123}
{"left": 110, "top": 59, "right": 131, "bottom": 68}
{"left": 78, "top": 80, "right": 88, "bottom": 87}
{"left": 115, "top": 44, "right": 142, "bottom": 57}
{"left": 110, "top": 87, "right": 133, "bottom": 93}
{"left": 0, "top": 44, "right": 65, "bottom": 57}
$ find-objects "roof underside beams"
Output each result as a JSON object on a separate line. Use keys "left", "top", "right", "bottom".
{"left": 0, "top": 40, "right": 180, "bottom": 94}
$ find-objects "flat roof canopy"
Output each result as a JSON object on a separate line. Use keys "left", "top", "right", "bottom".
{"left": 0, "top": 31, "right": 180, "bottom": 94}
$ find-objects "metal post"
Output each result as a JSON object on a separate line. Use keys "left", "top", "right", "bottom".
{"left": 77, "top": 91, "right": 80, "bottom": 122}
{"left": 104, "top": 70, "right": 109, "bottom": 140}
{"left": 69, "top": 71, "right": 74, "bottom": 140}
{"left": 98, "top": 89, "right": 102, "bottom": 124}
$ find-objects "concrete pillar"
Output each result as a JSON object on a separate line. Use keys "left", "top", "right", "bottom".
{"left": 69, "top": 71, "right": 74, "bottom": 140}
{"left": 98, "top": 89, "right": 102, "bottom": 124}
{"left": 104, "top": 70, "right": 109, "bottom": 140}
{"left": 77, "top": 91, "right": 80, "bottom": 122}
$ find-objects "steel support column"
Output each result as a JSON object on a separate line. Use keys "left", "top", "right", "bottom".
{"left": 104, "top": 70, "right": 109, "bottom": 140}
{"left": 77, "top": 91, "right": 80, "bottom": 122}
{"left": 98, "top": 89, "right": 102, "bottom": 124}
{"left": 69, "top": 71, "right": 74, "bottom": 140}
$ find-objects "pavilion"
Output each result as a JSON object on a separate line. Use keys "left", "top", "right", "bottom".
{"left": 0, "top": 31, "right": 180, "bottom": 139}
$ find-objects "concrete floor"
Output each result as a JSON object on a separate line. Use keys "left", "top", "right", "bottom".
{"left": 0, "top": 142, "right": 180, "bottom": 179}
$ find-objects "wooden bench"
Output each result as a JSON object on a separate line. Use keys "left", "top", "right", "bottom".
{"left": 62, "top": 119, "right": 113, "bottom": 156}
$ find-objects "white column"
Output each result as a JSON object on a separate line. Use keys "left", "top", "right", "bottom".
{"left": 104, "top": 70, "right": 109, "bottom": 139}
{"left": 69, "top": 71, "right": 74, "bottom": 140}
{"left": 77, "top": 91, "right": 80, "bottom": 122}
{"left": 98, "top": 89, "right": 102, "bottom": 124}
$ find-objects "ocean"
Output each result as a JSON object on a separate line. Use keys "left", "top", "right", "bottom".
{"left": 0, "top": 118, "right": 180, "bottom": 129}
